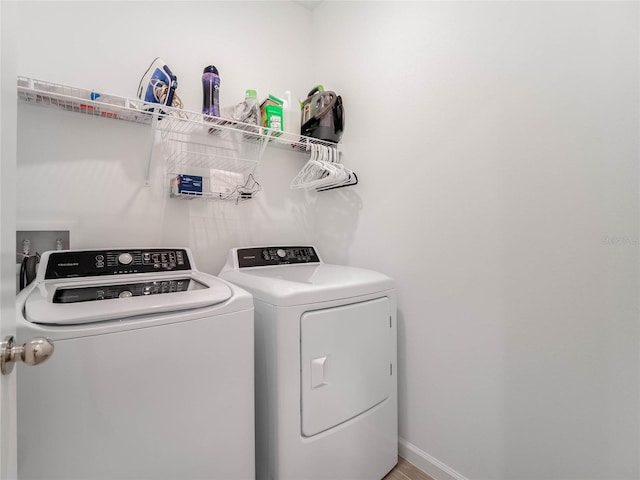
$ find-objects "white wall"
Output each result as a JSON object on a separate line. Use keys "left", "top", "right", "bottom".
{"left": 10, "top": 1, "right": 640, "bottom": 479}
{"left": 14, "top": 0, "right": 319, "bottom": 275}
{"left": 310, "top": 2, "right": 639, "bottom": 480}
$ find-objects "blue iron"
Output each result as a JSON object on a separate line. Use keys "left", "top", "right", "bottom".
{"left": 137, "top": 57, "right": 178, "bottom": 108}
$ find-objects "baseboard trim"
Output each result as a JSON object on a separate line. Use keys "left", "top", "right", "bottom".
{"left": 398, "top": 437, "right": 469, "bottom": 480}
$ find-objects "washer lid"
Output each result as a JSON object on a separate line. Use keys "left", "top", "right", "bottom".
{"left": 220, "top": 263, "right": 394, "bottom": 306}
{"left": 24, "top": 272, "right": 233, "bottom": 325}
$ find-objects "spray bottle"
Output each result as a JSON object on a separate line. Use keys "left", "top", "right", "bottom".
{"left": 281, "top": 90, "right": 298, "bottom": 136}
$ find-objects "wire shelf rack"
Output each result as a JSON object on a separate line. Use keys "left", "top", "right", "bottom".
{"left": 17, "top": 76, "right": 156, "bottom": 125}
{"left": 153, "top": 106, "right": 339, "bottom": 153}
{"left": 162, "top": 127, "right": 265, "bottom": 202}
{"left": 16, "top": 76, "right": 346, "bottom": 201}
{"left": 17, "top": 76, "right": 340, "bottom": 151}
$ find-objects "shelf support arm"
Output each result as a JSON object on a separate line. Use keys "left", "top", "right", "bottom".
{"left": 144, "top": 112, "right": 160, "bottom": 187}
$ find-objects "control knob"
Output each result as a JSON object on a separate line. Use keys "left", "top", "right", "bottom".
{"left": 276, "top": 249, "right": 287, "bottom": 259}
{"left": 118, "top": 253, "right": 133, "bottom": 265}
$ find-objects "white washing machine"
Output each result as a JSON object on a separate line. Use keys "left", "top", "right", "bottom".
{"left": 16, "top": 248, "right": 255, "bottom": 480}
{"left": 219, "top": 246, "right": 397, "bottom": 480}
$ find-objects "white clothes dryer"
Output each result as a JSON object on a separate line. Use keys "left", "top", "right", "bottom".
{"left": 16, "top": 248, "right": 255, "bottom": 480}
{"left": 219, "top": 246, "right": 397, "bottom": 480}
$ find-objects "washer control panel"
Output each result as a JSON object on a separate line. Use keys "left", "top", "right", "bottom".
{"left": 45, "top": 249, "right": 191, "bottom": 279}
{"left": 237, "top": 246, "right": 319, "bottom": 268}
{"left": 53, "top": 278, "right": 198, "bottom": 303}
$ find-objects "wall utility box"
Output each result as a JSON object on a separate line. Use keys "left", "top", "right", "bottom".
{"left": 16, "top": 230, "right": 70, "bottom": 258}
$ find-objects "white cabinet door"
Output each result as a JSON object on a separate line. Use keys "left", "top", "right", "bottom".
{"left": 300, "top": 297, "right": 392, "bottom": 437}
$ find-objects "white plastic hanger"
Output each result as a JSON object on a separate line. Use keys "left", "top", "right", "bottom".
{"left": 291, "top": 143, "right": 356, "bottom": 191}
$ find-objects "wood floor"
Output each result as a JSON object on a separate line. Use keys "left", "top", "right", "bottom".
{"left": 383, "top": 457, "right": 435, "bottom": 480}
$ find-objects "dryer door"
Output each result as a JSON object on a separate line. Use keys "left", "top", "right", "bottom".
{"left": 300, "top": 297, "right": 392, "bottom": 437}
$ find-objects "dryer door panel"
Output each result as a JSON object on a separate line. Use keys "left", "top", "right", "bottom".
{"left": 300, "top": 297, "right": 391, "bottom": 437}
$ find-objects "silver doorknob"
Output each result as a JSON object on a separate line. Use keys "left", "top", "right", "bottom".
{"left": 0, "top": 336, "right": 54, "bottom": 375}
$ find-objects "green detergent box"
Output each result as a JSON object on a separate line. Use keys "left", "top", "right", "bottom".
{"left": 260, "top": 95, "right": 283, "bottom": 136}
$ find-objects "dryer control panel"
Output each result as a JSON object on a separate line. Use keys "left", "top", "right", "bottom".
{"left": 44, "top": 249, "right": 192, "bottom": 279}
{"left": 238, "top": 246, "right": 319, "bottom": 268}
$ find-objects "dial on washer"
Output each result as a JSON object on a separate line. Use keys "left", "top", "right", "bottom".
{"left": 118, "top": 253, "right": 133, "bottom": 265}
